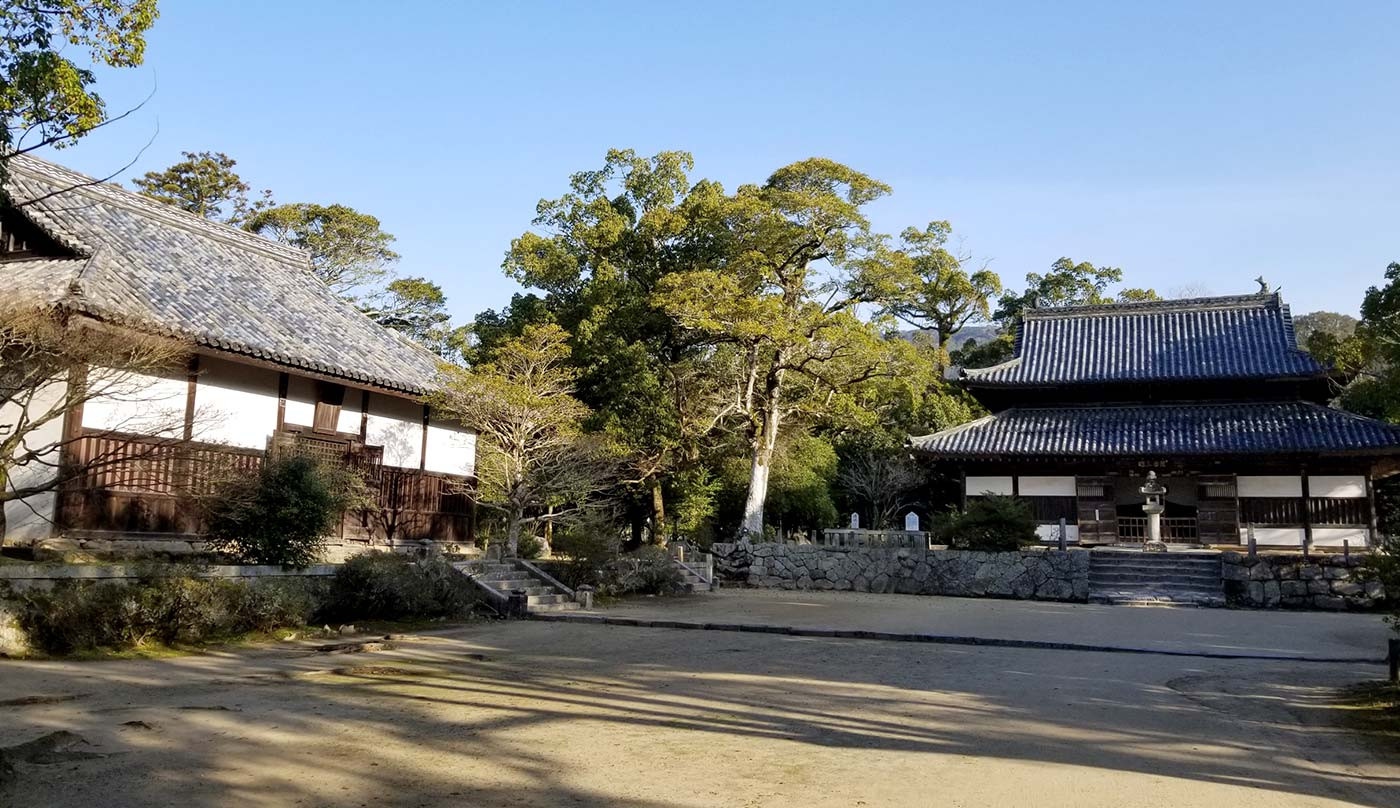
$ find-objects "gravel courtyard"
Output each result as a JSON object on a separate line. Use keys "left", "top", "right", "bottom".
{"left": 2, "top": 600, "right": 1398, "bottom": 807}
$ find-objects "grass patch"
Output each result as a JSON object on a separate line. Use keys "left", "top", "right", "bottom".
{"left": 1339, "top": 682, "right": 1400, "bottom": 751}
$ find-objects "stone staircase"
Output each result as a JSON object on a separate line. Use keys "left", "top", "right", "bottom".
{"left": 454, "top": 559, "right": 581, "bottom": 613}
{"left": 1088, "top": 550, "right": 1225, "bottom": 606}
{"left": 675, "top": 559, "right": 712, "bottom": 592}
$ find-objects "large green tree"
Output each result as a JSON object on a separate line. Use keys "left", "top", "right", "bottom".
{"left": 244, "top": 202, "right": 399, "bottom": 295}
{"left": 994, "top": 257, "right": 1158, "bottom": 324}
{"left": 654, "top": 158, "right": 921, "bottom": 539}
{"left": 499, "top": 149, "right": 725, "bottom": 544}
{"left": 430, "top": 324, "right": 613, "bottom": 557}
{"left": 879, "top": 221, "right": 1002, "bottom": 354}
{"left": 132, "top": 150, "right": 270, "bottom": 224}
{"left": 0, "top": 0, "right": 158, "bottom": 185}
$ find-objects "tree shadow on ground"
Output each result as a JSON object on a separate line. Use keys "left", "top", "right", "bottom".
{"left": 1, "top": 621, "right": 1397, "bottom": 807}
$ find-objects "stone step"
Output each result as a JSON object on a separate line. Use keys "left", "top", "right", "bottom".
{"left": 1086, "top": 554, "right": 1220, "bottom": 560}
{"left": 1089, "top": 571, "right": 1222, "bottom": 585}
{"left": 1086, "top": 554, "right": 1220, "bottom": 565}
{"left": 529, "top": 601, "right": 582, "bottom": 613}
{"left": 1089, "top": 592, "right": 1226, "bottom": 607}
{"left": 481, "top": 584, "right": 557, "bottom": 598}
{"left": 527, "top": 594, "right": 577, "bottom": 607}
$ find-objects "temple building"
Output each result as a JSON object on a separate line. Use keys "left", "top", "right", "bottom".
{"left": 911, "top": 293, "right": 1400, "bottom": 549}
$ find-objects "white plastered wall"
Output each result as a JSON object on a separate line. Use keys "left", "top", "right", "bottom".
{"left": 80, "top": 367, "right": 187, "bottom": 437}
{"left": 424, "top": 417, "right": 475, "bottom": 476}
{"left": 366, "top": 393, "right": 424, "bottom": 470}
{"left": 2, "top": 377, "right": 67, "bottom": 542}
{"left": 965, "top": 476, "right": 1013, "bottom": 496}
{"left": 1019, "top": 476, "right": 1075, "bottom": 496}
{"left": 192, "top": 357, "right": 280, "bottom": 449}
{"left": 1236, "top": 475, "right": 1303, "bottom": 498}
{"left": 1035, "top": 524, "right": 1079, "bottom": 542}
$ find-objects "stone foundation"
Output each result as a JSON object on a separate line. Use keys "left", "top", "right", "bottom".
{"left": 711, "top": 542, "right": 1090, "bottom": 602}
{"left": 1221, "top": 551, "right": 1387, "bottom": 610}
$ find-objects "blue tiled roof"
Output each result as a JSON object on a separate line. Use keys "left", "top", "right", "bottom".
{"left": 963, "top": 295, "right": 1328, "bottom": 386}
{"left": 909, "top": 402, "right": 1400, "bottom": 457}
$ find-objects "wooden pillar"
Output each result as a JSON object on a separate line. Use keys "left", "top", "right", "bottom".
{"left": 419, "top": 404, "right": 430, "bottom": 472}
{"left": 359, "top": 390, "right": 370, "bottom": 441}
{"left": 1300, "top": 469, "right": 1313, "bottom": 555}
{"left": 183, "top": 356, "right": 200, "bottom": 442}
{"left": 53, "top": 364, "right": 90, "bottom": 535}
{"left": 275, "top": 372, "right": 289, "bottom": 430}
{"left": 1366, "top": 475, "right": 1380, "bottom": 547}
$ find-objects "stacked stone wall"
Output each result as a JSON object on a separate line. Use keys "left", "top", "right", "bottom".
{"left": 710, "top": 542, "right": 1090, "bottom": 602}
{"left": 1221, "top": 552, "right": 1387, "bottom": 610}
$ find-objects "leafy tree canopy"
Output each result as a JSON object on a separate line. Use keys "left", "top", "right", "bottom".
{"left": 132, "top": 150, "right": 270, "bottom": 224}
{"left": 245, "top": 202, "right": 399, "bottom": 296}
{"left": 994, "top": 257, "right": 1159, "bottom": 324}
{"left": 0, "top": 0, "right": 157, "bottom": 182}
{"left": 878, "top": 221, "right": 1003, "bottom": 353}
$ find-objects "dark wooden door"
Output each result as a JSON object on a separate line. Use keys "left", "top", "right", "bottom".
{"left": 1076, "top": 476, "right": 1117, "bottom": 544}
{"left": 1196, "top": 473, "right": 1239, "bottom": 545}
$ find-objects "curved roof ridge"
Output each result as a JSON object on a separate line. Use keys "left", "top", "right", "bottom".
{"left": 7, "top": 152, "right": 311, "bottom": 268}
{"left": 1021, "top": 293, "right": 1279, "bottom": 319}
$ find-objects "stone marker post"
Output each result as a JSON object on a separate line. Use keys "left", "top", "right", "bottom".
{"left": 1058, "top": 518, "right": 1068, "bottom": 551}
{"left": 904, "top": 512, "right": 920, "bottom": 532}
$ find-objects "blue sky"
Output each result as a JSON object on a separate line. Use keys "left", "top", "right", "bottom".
{"left": 42, "top": 0, "right": 1400, "bottom": 321}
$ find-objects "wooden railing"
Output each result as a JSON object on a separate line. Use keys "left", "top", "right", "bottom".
{"left": 59, "top": 429, "right": 472, "bottom": 544}
{"left": 818, "top": 529, "right": 932, "bottom": 550}
{"left": 1116, "top": 517, "right": 1198, "bottom": 543}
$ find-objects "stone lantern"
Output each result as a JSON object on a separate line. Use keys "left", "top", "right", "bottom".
{"left": 1140, "top": 471, "right": 1168, "bottom": 552}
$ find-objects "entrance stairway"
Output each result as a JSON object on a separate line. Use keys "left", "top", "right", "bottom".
{"left": 454, "top": 559, "right": 581, "bottom": 613}
{"left": 1088, "top": 550, "right": 1225, "bottom": 606}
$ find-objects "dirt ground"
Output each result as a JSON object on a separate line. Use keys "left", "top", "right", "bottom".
{"left": 1, "top": 616, "right": 1399, "bottom": 807}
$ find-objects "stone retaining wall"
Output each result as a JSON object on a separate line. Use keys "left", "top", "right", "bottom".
{"left": 710, "top": 542, "right": 1090, "bottom": 602}
{"left": 1221, "top": 551, "right": 1387, "bottom": 610}
{"left": 0, "top": 563, "right": 339, "bottom": 593}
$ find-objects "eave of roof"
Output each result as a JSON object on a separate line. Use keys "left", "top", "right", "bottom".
{"left": 909, "top": 402, "right": 1400, "bottom": 458}
{"left": 961, "top": 293, "right": 1329, "bottom": 388}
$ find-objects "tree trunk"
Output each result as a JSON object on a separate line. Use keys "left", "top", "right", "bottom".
{"left": 739, "top": 401, "right": 781, "bottom": 539}
{"left": 505, "top": 509, "right": 523, "bottom": 558}
{"left": 650, "top": 479, "right": 667, "bottom": 545}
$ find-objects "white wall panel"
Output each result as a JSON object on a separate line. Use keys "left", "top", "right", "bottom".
{"left": 1035, "top": 524, "right": 1079, "bottom": 542}
{"left": 1237, "top": 476, "right": 1303, "bottom": 498}
{"left": 192, "top": 357, "right": 279, "bottom": 449}
{"left": 365, "top": 393, "right": 423, "bottom": 470}
{"left": 2, "top": 378, "right": 66, "bottom": 542}
{"left": 1238, "top": 527, "right": 1305, "bottom": 546}
{"left": 965, "top": 476, "right": 1013, "bottom": 496}
{"left": 1019, "top": 476, "right": 1075, "bottom": 497}
{"left": 424, "top": 418, "right": 475, "bottom": 476}
{"left": 282, "top": 374, "right": 316, "bottom": 429}
{"left": 1312, "top": 527, "right": 1369, "bottom": 547}
{"left": 1308, "top": 475, "right": 1367, "bottom": 499}
{"left": 81, "top": 368, "right": 186, "bottom": 437}
{"left": 337, "top": 390, "right": 364, "bottom": 435}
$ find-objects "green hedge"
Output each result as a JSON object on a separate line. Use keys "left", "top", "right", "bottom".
{"left": 11, "top": 554, "right": 480, "bottom": 655}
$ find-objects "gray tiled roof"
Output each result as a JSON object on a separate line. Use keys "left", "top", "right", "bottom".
{"left": 963, "top": 294, "right": 1328, "bottom": 386}
{"left": 1, "top": 154, "right": 441, "bottom": 394}
{"left": 909, "top": 402, "right": 1400, "bottom": 457}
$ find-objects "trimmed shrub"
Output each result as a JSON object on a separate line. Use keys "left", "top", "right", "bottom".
{"left": 318, "top": 553, "right": 476, "bottom": 622}
{"left": 14, "top": 568, "right": 321, "bottom": 655}
{"left": 549, "top": 520, "right": 621, "bottom": 589}
{"left": 598, "top": 546, "right": 685, "bottom": 597}
{"left": 935, "top": 495, "right": 1039, "bottom": 552}
{"left": 204, "top": 455, "right": 368, "bottom": 567}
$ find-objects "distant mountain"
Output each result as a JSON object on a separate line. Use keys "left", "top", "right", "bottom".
{"left": 896, "top": 324, "right": 1002, "bottom": 350}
